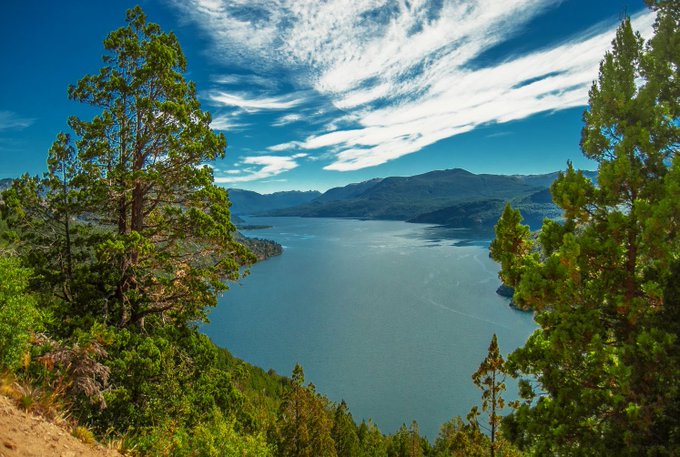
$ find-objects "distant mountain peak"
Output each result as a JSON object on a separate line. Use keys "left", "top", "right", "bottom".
{"left": 261, "top": 168, "right": 589, "bottom": 230}
{"left": 227, "top": 189, "right": 321, "bottom": 215}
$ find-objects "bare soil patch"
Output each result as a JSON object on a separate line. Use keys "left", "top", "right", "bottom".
{"left": 0, "top": 395, "right": 122, "bottom": 457}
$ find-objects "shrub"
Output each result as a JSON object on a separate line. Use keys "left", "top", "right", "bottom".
{"left": 0, "top": 255, "right": 40, "bottom": 371}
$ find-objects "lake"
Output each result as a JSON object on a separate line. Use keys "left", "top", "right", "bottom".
{"left": 204, "top": 217, "right": 536, "bottom": 439}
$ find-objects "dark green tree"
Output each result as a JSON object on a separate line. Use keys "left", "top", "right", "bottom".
{"left": 0, "top": 7, "right": 266, "bottom": 452}
{"left": 407, "top": 421, "right": 425, "bottom": 457}
{"left": 491, "top": 4, "right": 680, "bottom": 455}
{"left": 386, "top": 421, "right": 425, "bottom": 457}
{"left": 358, "top": 419, "right": 388, "bottom": 457}
{"left": 489, "top": 204, "right": 533, "bottom": 295}
{"left": 1, "top": 140, "right": 111, "bottom": 333}
{"left": 2, "top": 6, "right": 253, "bottom": 331}
{"left": 332, "top": 400, "right": 361, "bottom": 457}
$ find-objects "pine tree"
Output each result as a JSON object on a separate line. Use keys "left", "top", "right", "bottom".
{"left": 358, "top": 419, "right": 388, "bottom": 457}
{"left": 387, "top": 422, "right": 424, "bottom": 457}
{"left": 2, "top": 6, "right": 254, "bottom": 332}
{"left": 491, "top": 4, "right": 680, "bottom": 455}
{"left": 277, "top": 364, "right": 337, "bottom": 457}
{"left": 1, "top": 137, "right": 109, "bottom": 329}
{"left": 332, "top": 400, "right": 361, "bottom": 457}
{"left": 489, "top": 204, "right": 533, "bottom": 295}
{"left": 407, "top": 421, "right": 425, "bottom": 457}
{"left": 433, "top": 416, "right": 488, "bottom": 457}
{"left": 470, "top": 334, "right": 508, "bottom": 457}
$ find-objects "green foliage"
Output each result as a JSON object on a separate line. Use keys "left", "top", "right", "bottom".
{"left": 491, "top": 5, "right": 680, "bottom": 455}
{"left": 128, "top": 411, "right": 273, "bottom": 457}
{"left": 332, "top": 400, "right": 361, "bottom": 457}
{"left": 86, "top": 327, "right": 250, "bottom": 433}
{"left": 1, "top": 6, "right": 254, "bottom": 334}
{"left": 490, "top": 204, "right": 534, "bottom": 294}
{"left": 357, "top": 420, "right": 388, "bottom": 457}
{"left": 0, "top": 8, "right": 272, "bottom": 455}
{"left": 470, "top": 334, "right": 511, "bottom": 457}
{"left": 0, "top": 255, "right": 40, "bottom": 370}
{"left": 274, "top": 364, "right": 337, "bottom": 457}
{"left": 386, "top": 421, "right": 428, "bottom": 457}
{"left": 432, "top": 416, "right": 488, "bottom": 457}
{"left": 431, "top": 335, "right": 522, "bottom": 457}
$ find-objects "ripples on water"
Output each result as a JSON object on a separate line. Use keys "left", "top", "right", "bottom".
{"left": 205, "top": 217, "right": 535, "bottom": 439}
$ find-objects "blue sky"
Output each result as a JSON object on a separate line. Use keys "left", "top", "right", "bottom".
{"left": 1, "top": 0, "right": 653, "bottom": 193}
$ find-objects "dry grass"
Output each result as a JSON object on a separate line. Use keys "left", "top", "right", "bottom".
{"left": 73, "top": 425, "right": 97, "bottom": 444}
{"left": 105, "top": 436, "right": 127, "bottom": 454}
{"left": 0, "top": 371, "right": 19, "bottom": 399}
{"left": 0, "top": 369, "right": 68, "bottom": 423}
{"left": 15, "top": 382, "right": 67, "bottom": 420}
{"left": 1, "top": 372, "right": 126, "bottom": 455}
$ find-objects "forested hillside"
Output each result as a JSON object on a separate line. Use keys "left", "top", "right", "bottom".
{"left": 228, "top": 189, "right": 321, "bottom": 215}
{"left": 261, "top": 169, "right": 597, "bottom": 230}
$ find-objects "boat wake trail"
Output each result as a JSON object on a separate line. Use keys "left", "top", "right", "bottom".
{"left": 423, "top": 297, "right": 510, "bottom": 329}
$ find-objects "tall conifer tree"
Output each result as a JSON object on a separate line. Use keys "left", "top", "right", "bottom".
{"left": 2, "top": 6, "right": 253, "bottom": 332}
{"left": 277, "top": 364, "right": 337, "bottom": 457}
{"left": 491, "top": 3, "right": 680, "bottom": 455}
{"left": 470, "top": 334, "right": 508, "bottom": 457}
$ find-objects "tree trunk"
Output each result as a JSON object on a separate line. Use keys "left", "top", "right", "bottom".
{"left": 491, "top": 370, "right": 496, "bottom": 457}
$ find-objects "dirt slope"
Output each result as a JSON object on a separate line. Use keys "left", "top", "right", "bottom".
{"left": 0, "top": 395, "right": 122, "bottom": 457}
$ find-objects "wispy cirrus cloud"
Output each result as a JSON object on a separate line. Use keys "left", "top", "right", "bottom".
{"left": 214, "top": 155, "right": 301, "bottom": 183}
{"left": 173, "top": 0, "right": 656, "bottom": 174}
{"left": 266, "top": 141, "right": 303, "bottom": 152}
{"left": 0, "top": 110, "right": 36, "bottom": 131}
{"left": 212, "top": 73, "right": 279, "bottom": 89}
{"left": 272, "top": 113, "right": 303, "bottom": 127}
{"left": 210, "top": 91, "right": 307, "bottom": 112}
{"left": 298, "top": 11, "right": 656, "bottom": 171}
{"left": 210, "top": 113, "right": 251, "bottom": 131}
{"left": 208, "top": 88, "right": 309, "bottom": 134}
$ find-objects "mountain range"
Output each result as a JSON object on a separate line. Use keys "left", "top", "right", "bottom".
{"left": 229, "top": 168, "right": 597, "bottom": 230}
{"left": 0, "top": 178, "right": 13, "bottom": 191}
{"left": 227, "top": 189, "right": 321, "bottom": 215}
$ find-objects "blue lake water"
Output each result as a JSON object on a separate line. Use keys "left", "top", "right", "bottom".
{"left": 204, "top": 217, "right": 536, "bottom": 439}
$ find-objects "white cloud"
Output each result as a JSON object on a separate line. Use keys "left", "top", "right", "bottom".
{"left": 210, "top": 91, "right": 306, "bottom": 112}
{"left": 174, "top": 1, "right": 657, "bottom": 172}
{"left": 291, "top": 9, "right": 656, "bottom": 171}
{"left": 0, "top": 111, "right": 36, "bottom": 130}
{"left": 272, "top": 113, "right": 303, "bottom": 127}
{"left": 211, "top": 113, "right": 250, "bottom": 131}
{"left": 267, "top": 141, "right": 302, "bottom": 152}
{"left": 214, "top": 155, "right": 301, "bottom": 183}
{"left": 212, "top": 73, "right": 278, "bottom": 89}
